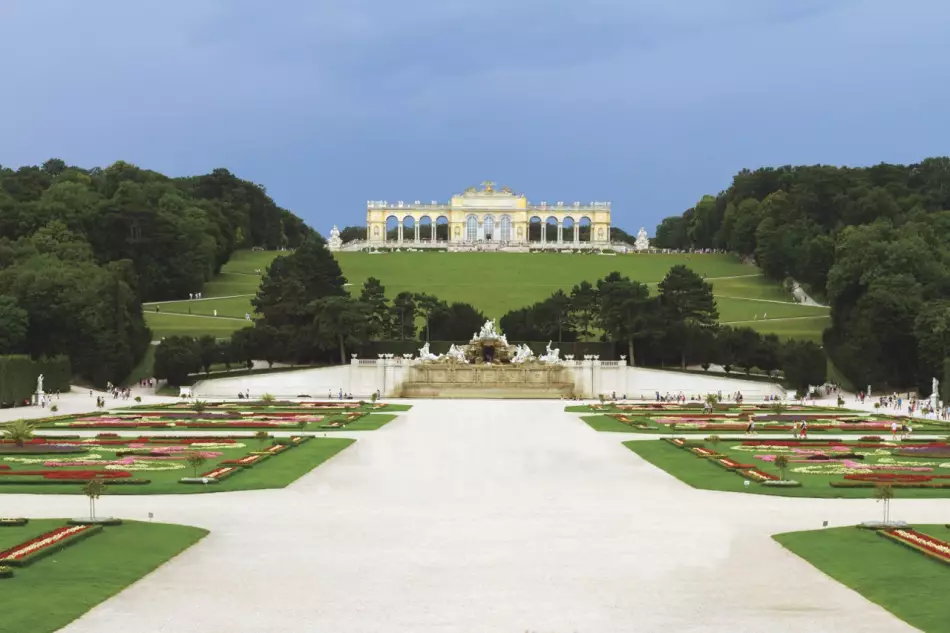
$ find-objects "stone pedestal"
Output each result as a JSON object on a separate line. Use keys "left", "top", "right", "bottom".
{"left": 400, "top": 364, "right": 575, "bottom": 399}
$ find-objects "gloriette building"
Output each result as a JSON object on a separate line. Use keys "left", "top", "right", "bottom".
{"left": 365, "top": 182, "right": 611, "bottom": 247}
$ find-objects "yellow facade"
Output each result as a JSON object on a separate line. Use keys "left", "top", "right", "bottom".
{"left": 366, "top": 182, "right": 611, "bottom": 245}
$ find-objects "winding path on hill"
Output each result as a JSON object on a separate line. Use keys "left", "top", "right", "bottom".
{"left": 7, "top": 400, "right": 934, "bottom": 632}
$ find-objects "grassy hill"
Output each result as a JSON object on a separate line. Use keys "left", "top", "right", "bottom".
{"left": 144, "top": 250, "right": 830, "bottom": 341}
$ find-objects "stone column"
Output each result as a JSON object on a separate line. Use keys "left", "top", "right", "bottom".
{"left": 557, "top": 221, "right": 563, "bottom": 244}
{"left": 541, "top": 223, "right": 546, "bottom": 244}
{"left": 397, "top": 223, "right": 403, "bottom": 244}
{"left": 573, "top": 223, "right": 580, "bottom": 244}
{"left": 414, "top": 223, "right": 420, "bottom": 242}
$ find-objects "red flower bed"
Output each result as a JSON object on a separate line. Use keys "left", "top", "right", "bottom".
{"left": 200, "top": 466, "right": 240, "bottom": 481}
{"left": 845, "top": 472, "right": 950, "bottom": 483}
{"left": 0, "top": 470, "right": 131, "bottom": 480}
{"left": 0, "top": 524, "right": 101, "bottom": 565}
{"left": 739, "top": 468, "right": 779, "bottom": 482}
{"left": 716, "top": 458, "right": 756, "bottom": 470}
{"left": 879, "top": 528, "right": 950, "bottom": 564}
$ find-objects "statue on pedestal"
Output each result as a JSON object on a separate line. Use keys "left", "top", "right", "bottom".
{"left": 36, "top": 373, "right": 44, "bottom": 394}
{"left": 931, "top": 377, "right": 940, "bottom": 412}
{"left": 634, "top": 227, "right": 650, "bottom": 252}
{"left": 327, "top": 225, "right": 343, "bottom": 251}
{"left": 477, "top": 319, "right": 499, "bottom": 340}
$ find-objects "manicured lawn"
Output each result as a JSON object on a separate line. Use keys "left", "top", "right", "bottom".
{"left": 143, "top": 312, "right": 251, "bottom": 339}
{"left": 318, "top": 413, "right": 397, "bottom": 431}
{"left": 774, "top": 525, "right": 950, "bottom": 632}
{"left": 1, "top": 519, "right": 207, "bottom": 633}
{"left": 743, "top": 315, "right": 832, "bottom": 343}
{"left": 623, "top": 439, "right": 950, "bottom": 498}
{"left": 714, "top": 298, "right": 828, "bottom": 323}
{"left": 151, "top": 296, "right": 258, "bottom": 319}
{"left": 0, "top": 437, "right": 354, "bottom": 495}
{"left": 144, "top": 249, "right": 828, "bottom": 342}
{"left": 580, "top": 415, "right": 641, "bottom": 432}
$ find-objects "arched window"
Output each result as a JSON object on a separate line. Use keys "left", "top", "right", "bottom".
{"left": 466, "top": 215, "right": 478, "bottom": 242}
{"left": 483, "top": 215, "right": 495, "bottom": 241}
{"left": 499, "top": 215, "right": 512, "bottom": 243}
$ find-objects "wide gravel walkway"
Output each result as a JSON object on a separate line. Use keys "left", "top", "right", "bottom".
{"left": 7, "top": 400, "right": 943, "bottom": 632}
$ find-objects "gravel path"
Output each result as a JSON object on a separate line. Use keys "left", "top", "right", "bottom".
{"left": 6, "top": 400, "right": 935, "bottom": 632}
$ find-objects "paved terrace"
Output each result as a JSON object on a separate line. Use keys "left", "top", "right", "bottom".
{"left": 4, "top": 398, "right": 944, "bottom": 632}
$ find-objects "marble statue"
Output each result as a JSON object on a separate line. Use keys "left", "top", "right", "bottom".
{"left": 539, "top": 341, "right": 561, "bottom": 364}
{"left": 634, "top": 227, "right": 650, "bottom": 252}
{"left": 36, "top": 373, "right": 44, "bottom": 394}
{"left": 477, "top": 319, "right": 499, "bottom": 340}
{"left": 931, "top": 377, "right": 940, "bottom": 412}
{"left": 417, "top": 342, "right": 439, "bottom": 362}
{"left": 445, "top": 344, "right": 468, "bottom": 363}
{"left": 327, "top": 225, "right": 343, "bottom": 251}
{"left": 512, "top": 344, "right": 535, "bottom": 364}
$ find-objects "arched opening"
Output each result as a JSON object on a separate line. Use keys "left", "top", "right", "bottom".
{"left": 419, "top": 215, "right": 433, "bottom": 242}
{"left": 465, "top": 214, "right": 478, "bottom": 242}
{"left": 545, "top": 216, "right": 558, "bottom": 243}
{"left": 402, "top": 216, "right": 416, "bottom": 242}
{"left": 386, "top": 215, "right": 399, "bottom": 242}
{"left": 562, "top": 216, "right": 575, "bottom": 244}
{"left": 529, "top": 216, "right": 542, "bottom": 242}
{"left": 499, "top": 215, "right": 512, "bottom": 243}
{"left": 483, "top": 215, "right": 495, "bottom": 241}
{"left": 435, "top": 216, "right": 449, "bottom": 241}
{"left": 578, "top": 216, "right": 592, "bottom": 242}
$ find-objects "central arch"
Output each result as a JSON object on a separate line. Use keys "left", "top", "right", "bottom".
{"left": 483, "top": 215, "right": 495, "bottom": 241}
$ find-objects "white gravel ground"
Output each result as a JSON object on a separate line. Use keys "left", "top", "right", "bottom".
{"left": 4, "top": 399, "right": 942, "bottom": 632}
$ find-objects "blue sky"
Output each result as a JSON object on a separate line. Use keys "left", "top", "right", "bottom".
{"left": 2, "top": 0, "right": 949, "bottom": 235}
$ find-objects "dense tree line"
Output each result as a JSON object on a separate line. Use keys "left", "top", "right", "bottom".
{"left": 0, "top": 160, "right": 310, "bottom": 300}
{"left": 652, "top": 158, "right": 950, "bottom": 392}
{"left": 499, "top": 266, "right": 826, "bottom": 394}
{"left": 0, "top": 159, "right": 311, "bottom": 385}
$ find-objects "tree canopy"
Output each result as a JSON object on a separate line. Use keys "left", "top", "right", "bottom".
{"left": 653, "top": 158, "right": 950, "bottom": 390}
{"left": 0, "top": 159, "right": 312, "bottom": 384}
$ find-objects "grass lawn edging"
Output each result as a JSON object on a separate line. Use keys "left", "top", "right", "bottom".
{"left": 774, "top": 525, "right": 950, "bottom": 633}
{"left": 1, "top": 519, "right": 208, "bottom": 633}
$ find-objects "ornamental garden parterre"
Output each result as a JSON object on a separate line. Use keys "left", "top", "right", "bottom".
{"left": 0, "top": 401, "right": 410, "bottom": 494}
{"left": 573, "top": 401, "right": 950, "bottom": 434}
{"left": 572, "top": 403, "right": 950, "bottom": 498}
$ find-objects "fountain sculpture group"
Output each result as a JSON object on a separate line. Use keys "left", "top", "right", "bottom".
{"left": 415, "top": 320, "right": 560, "bottom": 366}
{"left": 402, "top": 320, "right": 572, "bottom": 398}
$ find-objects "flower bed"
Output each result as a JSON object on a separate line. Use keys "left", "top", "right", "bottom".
{"left": 0, "top": 524, "right": 102, "bottom": 566}
{"left": 690, "top": 447, "right": 723, "bottom": 458}
{"left": 738, "top": 468, "right": 779, "bottom": 482}
{"left": 220, "top": 454, "right": 268, "bottom": 468}
{"left": 713, "top": 458, "right": 756, "bottom": 471}
{"left": 878, "top": 528, "right": 950, "bottom": 564}
{"left": 197, "top": 466, "right": 241, "bottom": 482}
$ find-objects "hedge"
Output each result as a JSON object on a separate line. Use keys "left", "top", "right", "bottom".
{"left": 0, "top": 355, "right": 70, "bottom": 404}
